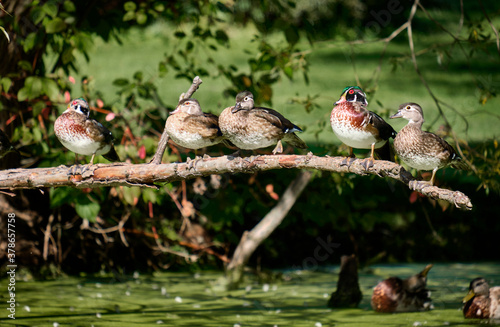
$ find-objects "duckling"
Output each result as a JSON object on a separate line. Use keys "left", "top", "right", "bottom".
{"left": 463, "top": 277, "right": 500, "bottom": 319}
{"left": 371, "top": 264, "right": 433, "bottom": 313}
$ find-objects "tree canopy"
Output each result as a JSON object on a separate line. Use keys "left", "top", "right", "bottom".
{"left": 0, "top": 0, "right": 499, "bottom": 278}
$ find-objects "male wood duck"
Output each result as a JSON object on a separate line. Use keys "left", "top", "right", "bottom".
{"left": 330, "top": 86, "right": 396, "bottom": 168}
{"left": 390, "top": 102, "right": 468, "bottom": 186}
{"left": 371, "top": 264, "right": 433, "bottom": 313}
{"left": 463, "top": 277, "right": 500, "bottom": 319}
{"left": 55, "top": 98, "right": 120, "bottom": 165}
{"left": 165, "top": 98, "right": 226, "bottom": 154}
{"left": 0, "top": 129, "right": 19, "bottom": 159}
{"left": 218, "top": 91, "right": 307, "bottom": 154}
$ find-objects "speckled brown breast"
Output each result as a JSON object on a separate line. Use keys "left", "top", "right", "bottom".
{"left": 54, "top": 112, "right": 88, "bottom": 139}
{"left": 331, "top": 102, "right": 367, "bottom": 129}
{"left": 393, "top": 124, "right": 454, "bottom": 171}
{"left": 371, "top": 277, "right": 403, "bottom": 313}
{"left": 464, "top": 296, "right": 491, "bottom": 318}
{"left": 330, "top": 102, "right": 387, "bottom": 149}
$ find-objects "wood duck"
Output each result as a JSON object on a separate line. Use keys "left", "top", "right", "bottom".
{"left": 463, "top": 277, "right": 500, "bottom": 319}
{"left": 0, "top": 129, "right": 19, "bottom": 159}
{"left": 327, "top": 254, "right": 363, "bottom": 308}
{"left": 371, "top": 264, "right": 433, "bottom": 313}
{"left": 55, "top": 98, "right": 120, "bottom": 165}
{"left": 165, "top": 98, "right": 226, "bottom": 154}
{"left": 390, "top": 102, "right": 468, "bottom": 186}
{"left": 218, "top": 91, "right": 307, "bottom": 154}
{"left": 330, "top": 86, "right": 396, "bottom": 168}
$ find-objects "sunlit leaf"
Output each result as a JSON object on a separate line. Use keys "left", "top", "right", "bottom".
{"left": 45, "top": 18, "right": 67, "bottom": 34}
{"left": 75, "top": 197, "right": 101, "bottom": 222}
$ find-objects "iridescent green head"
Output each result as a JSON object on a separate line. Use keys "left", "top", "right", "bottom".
{"left": 335, "top": 86, "right": 368, "bottom": 106}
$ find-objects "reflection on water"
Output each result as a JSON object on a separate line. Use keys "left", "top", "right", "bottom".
{"left": 1, "top": 263, "right": 498, "bottom": 326}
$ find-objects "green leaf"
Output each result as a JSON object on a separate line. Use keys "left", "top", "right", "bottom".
{"left": 113, "top": 78, "right": 130, "bottom": 86}
{"left": 18, "top": 60, "right": 33, "bottom": 72}
{"left": 124, "top": 1, "right": 137, "bottom": 12}
{"left": 122, "top": 187, "right": 141, "bottom": 206}
{"left": 43, "top": 78, "right": 60, "bottom": 101}
{"left": 283, "top": 66, "right": 293, "bottom": 79}
{"left": 215, "top": 30, "right": 229, "bottom": 44}
{"left": 174, "top": 31, "right": 186, "bottom": 39}
{"left": 45, "top": 17, "right": 67, "bottom": 34}
{"left": 50, "top": 187, "right": 77, "bottom": 208}
{"left": 32, "top": 126, "right": 42, "bottom": 142}
{"left": 158, "top": 62, "right": 168, "bottom": 77}
{"left": 142, "top": 188, "right": 158, "bottom": 204}
{"left": 154, "top": 3, "right": 165, "bottom": 12}
{"left": 0, "top": 77, "right": 11, "bottom": 92}
{"left": 75, "top": 197, "right": 101, "bottom": 222}
{"left": 63, "top": 0, "right": 76, "bottom": 12}
{"left": 133, "top": 71, "right": 143, "bottom": 82}
{"left": 17, "top": 88, "right": 29, "bottom": 102}
{"left": 32, "top": 101, "right": 46, "bottom": 117}
{"left": 136, "top": 12, "right": 147, "bottom": 24}
{"left": 123, "top": 11, "right": 135, "bottom": 21}
{"left": 284, "top": 26, "right": 299, "bottom": 45}
{"left": 23, "top": 33, "right": 37, "bottom": 52}
{"left": 18, "top": 76, "right": 41, "bottom": 101}
{"left": 42, "top": 1, "right": 58, "bottom": 18}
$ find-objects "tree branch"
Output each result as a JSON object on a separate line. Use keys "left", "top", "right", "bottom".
{"left": 227, "top": 170, "right": 312, "bottom": 273}
{"left": 149, "top": 76, "right": 203, "bottom": 165}
{"left": 0, "top": 154, "right": 472, "bottom": 210}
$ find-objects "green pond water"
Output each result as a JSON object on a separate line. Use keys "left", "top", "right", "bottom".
{"left": 1, "top": 263, "right": 499, "bottom": 326}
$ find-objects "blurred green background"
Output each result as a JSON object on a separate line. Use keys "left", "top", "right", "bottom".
{"left": 0, "top": 0, "right": 499, "bottom": 277}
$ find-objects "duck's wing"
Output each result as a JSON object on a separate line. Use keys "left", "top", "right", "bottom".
{"left": 253, "top": 107, "right": 302, "bottom": 133}
{"left": 368, "top": 111, "right": 397, "bottom": 141}
{"left": 183, "top": 113, "right": 222, "bottom": 138}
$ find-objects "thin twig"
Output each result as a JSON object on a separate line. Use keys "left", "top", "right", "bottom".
{"left": 478, "top": 0, "right": 500, "bottom": 55}
{"left": 150, "top": 76, "right": 203, "bottom": 165}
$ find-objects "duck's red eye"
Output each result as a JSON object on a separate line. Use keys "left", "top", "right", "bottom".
{"left": 349, "top": 89, "right": 354, "bottom": 94}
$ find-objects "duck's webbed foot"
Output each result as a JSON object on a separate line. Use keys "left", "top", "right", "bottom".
{"left": 272, "top": 140, "right": 284, "bottom": 155}
{"left": 360, "top": 157, "right": 375, "bottom": 170}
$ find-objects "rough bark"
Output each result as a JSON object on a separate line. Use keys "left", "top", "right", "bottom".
{"left": 0, "top": 154, "right": 473, "bottom": 210}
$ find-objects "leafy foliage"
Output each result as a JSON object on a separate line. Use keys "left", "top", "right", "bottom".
{"left": 0, "top": 0, "right": 499, "bottom": 275}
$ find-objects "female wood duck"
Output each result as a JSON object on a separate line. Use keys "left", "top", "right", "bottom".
{"left": 165, "top": 98, "right": 226, "bottom": 153}
{"left": 371, "top": 264, "right": 433, "bottom": 313}
{"left": 463, "top": 277, "right": 500, "bottom": 319}
{"left": 55, "top": 98, "right": 120, "bottom": 165}
{"left": 330, "top": 86, "right": 396, "bottom": 168}
{"left": 390, "top": 102, "right": 468, "bottom": 186}
{"left": 218, "top": 91, "right": 307, "bottom": 154}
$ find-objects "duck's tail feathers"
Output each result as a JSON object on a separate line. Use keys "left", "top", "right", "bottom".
{"left": 450, "top": 154, "right": 470, "bottom": 170}
{"left": 284, "top": 133, "right": 307, "bottom": 149}
{"left": 374, "top": 141, "right": 395, "bottom": 162}
{"left": 104, "top": 146, "right": 120, "bottom": 162}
